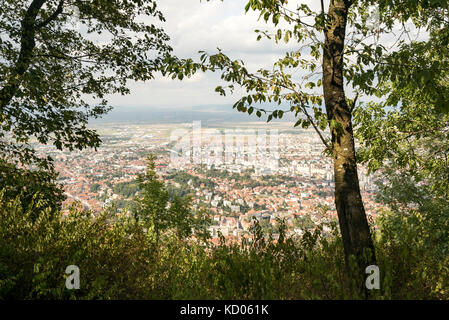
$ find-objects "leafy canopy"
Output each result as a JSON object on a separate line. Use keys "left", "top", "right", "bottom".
{"left": 0, "top": 0, "right": 172, "bottom": 166}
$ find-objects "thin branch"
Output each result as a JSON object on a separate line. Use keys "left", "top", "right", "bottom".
{"left": 349, "top": 91, "right": 359, "bottom": 113}
{"left": 36, "top": 0, "right": 65, "bottom": 29}
{"left": 300, "top": 101, "right": 332, "bottom": 152}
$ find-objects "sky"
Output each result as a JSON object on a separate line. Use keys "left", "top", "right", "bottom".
{"left": 105, "top": 0, "right": 319, "bottom": 110}
{"left": 102, "top": 0, "right": 423, "bottom": 111}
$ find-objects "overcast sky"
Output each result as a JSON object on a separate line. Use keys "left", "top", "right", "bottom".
{"left": 103, "top": 0, "right": 421, "bottom": 110}
{"left": 106, "top": 0, "right": 320, "bottom": 109}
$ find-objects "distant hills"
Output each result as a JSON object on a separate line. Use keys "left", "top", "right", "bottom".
{"left": 90, "top": 104, "right": 297, "bottom": 125}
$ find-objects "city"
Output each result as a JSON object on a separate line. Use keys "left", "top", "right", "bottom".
{"left": 36, "top": 121, "right": 384, "bottom": 243}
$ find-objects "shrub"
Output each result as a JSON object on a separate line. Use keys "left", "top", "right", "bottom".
{"left": 1, "top": 190, "right": 448, "bottom": 300}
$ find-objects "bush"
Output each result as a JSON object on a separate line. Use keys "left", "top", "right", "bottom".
{"left": 1, "top": 190, "right": 448, "bottom": 300}
{"left": 0, "top": 191, "right": 155, "bottom": 299}
{"left": 0, "top": 160, "right": 65, "bottom": 218}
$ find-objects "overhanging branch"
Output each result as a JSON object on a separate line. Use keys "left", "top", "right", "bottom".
{"left": 36, "top": 0, "right": 65, "bottom": 29}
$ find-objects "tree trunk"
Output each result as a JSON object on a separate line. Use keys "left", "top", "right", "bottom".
{"left": 322, "top": 0, "right": 376, "bottom": 274}
{"left": 0, "top": 0, "right": 61, "bottom": 111}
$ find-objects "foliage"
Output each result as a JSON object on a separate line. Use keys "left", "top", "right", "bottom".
{"left": 376, "top": 173, "right": 449, "bottom": 258}
{"left": 0, "top": 158, "right": 65, "bottom": 218}
{"left": 166, "top": 171, "right": 217, "bottom": 191}
{"left": 0, "top": 192, "right": 155, "bottom": 299}
{"left": 355, "top": 102, "right": 449, "bottom": 197}
{"left": 1, "top": 190, "right": 448, "bottom": 300}
{"left": 374, "top": 207, "right": 449, "bottom": 299}
{"left": 112, "top": 180, "right": 139, "bottom": 198}
{"left": 356, "top": 0, "right": 449, "bottom": 113}
{"left": 89, "top": 183, "right": 101, "bottom": 193}
{"left": 355, "top": 102, "right": 449, "bottom": 258}
{"left": 133, "top": 155, "right": 211, "bottom": 244}
{"left": 353, "top": 1, "right": 449, "bottom": 259}
{"left": 0, "top": 0, "right": 173, "bottom": 166}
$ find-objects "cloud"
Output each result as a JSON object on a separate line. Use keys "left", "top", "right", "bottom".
{"left": 104, "top": 0, "right": 425, "bottom": 109}
{"left": 107, "top": 0, "right": 298, "bottom": 108}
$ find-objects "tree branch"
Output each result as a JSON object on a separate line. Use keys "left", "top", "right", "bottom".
{"left": 36, "top": 0, "right": 65, "bottom": 29}
{"left": 349, "top": 91, "right": 359, "bottom": 113}
{"left": 300, "top": 101, "right": 332, "bottom": 152}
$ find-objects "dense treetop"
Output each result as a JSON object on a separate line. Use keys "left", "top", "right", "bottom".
{"left": 0, "top": 0, "right": 173, "bottom": 166}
